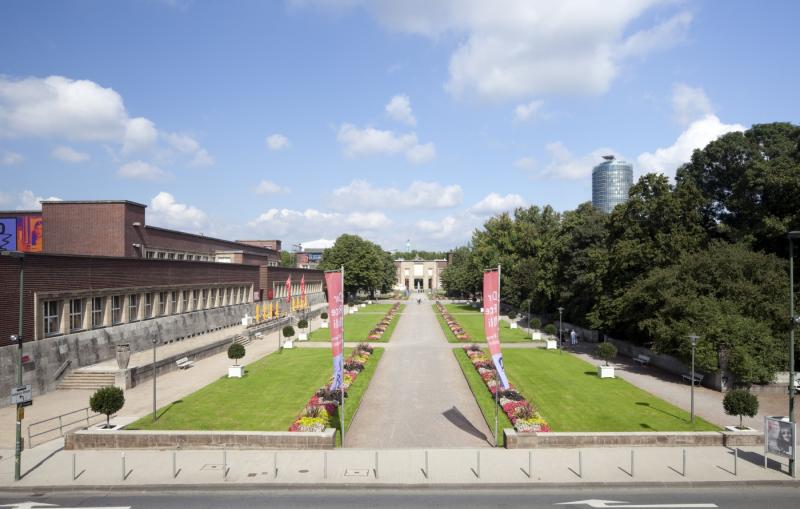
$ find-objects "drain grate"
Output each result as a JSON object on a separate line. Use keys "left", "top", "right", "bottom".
{"left": 344, "top": 468, "right": 371, "bottom": 477}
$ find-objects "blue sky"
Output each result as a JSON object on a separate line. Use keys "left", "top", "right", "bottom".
{"left": 1, "top": 0, "right": 798, "bottom": 251}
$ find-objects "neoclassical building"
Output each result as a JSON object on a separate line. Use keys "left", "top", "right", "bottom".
{"left": 394, "top": 257, "right": 448, "bottom": 292}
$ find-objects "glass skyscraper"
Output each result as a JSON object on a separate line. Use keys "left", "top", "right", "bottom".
{"left": 592, "top": 155, "right": 633, "bottom": 213}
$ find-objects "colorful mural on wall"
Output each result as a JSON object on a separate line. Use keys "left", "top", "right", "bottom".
{"left": 0, "top": 216, "right": 43, "bottom": 252}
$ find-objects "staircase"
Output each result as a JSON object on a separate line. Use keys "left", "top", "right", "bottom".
{"left": 233, "top": 334, "right": 252, "bottom": 347}
{"left": 58, "top": 371, "right": 116, "bottom": 391}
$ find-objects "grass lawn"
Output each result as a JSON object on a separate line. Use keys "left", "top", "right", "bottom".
{"left": 500, "top": 348, "right": 719, "bottom": 432}
{"left": 453, "top": 348, "right": 513, "bottom": 446}
{"left": 309, "top": 304, "right": 405, "bottom": 342}
{"left": 127, "top": 347, "right": 384, "bottom": 441}
{"left": 434, "top": 305, "right": 530, "bottom": 343}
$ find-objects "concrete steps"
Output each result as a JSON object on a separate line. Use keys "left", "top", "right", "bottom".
{"left": 58, "top": 371, "right": 116, "bottom": 391}
{"left": 233, "top": 335, "right": 252, "bottom": 347}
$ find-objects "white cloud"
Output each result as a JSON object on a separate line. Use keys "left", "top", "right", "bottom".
{"left": 123, "top": 117, "right": 158, "bottom": 154}
{"left": 148, "top": 192, "right": 208, "bottom": 230}
{"left": 541, "top": 141, "right": 620, "bottom": 180}
{"left": 469, "top": 192, "right": 527, "bottom": 216}
{"left": 51, "top": 145, "right": 90, "bottom": 163}
{"left": 514, "top": 100, "right": 543, "bottom": 122}
{"left": 118, "top": 161, "right": 166, "bottom": 180}
{"left": 337, "top": 123, "right": 435, "bottom": 164}
{"left": 17, "top": 190, "right": 62, "bottom": 210}
{"left": 513, "top": 156, "right": 536, "bottom": 169}
{"left": 266, "top": 133, "right": 290, "bottom": 151}
{"left": 255, "top": 180, "right": 289, "bottom": 194}
{"left": 1, "top": 149, "right": 24, "bottom": 165}
{"left": 346, "top": 211, "right": 391, "bottom": 229}
{"left": 385, "top": 94, "right": 417, "bottom": 125}
{"left": 330, "top": 180, "right": 462, "bottom": 210}
{"left": 163, "top": 132, "right": 215, "bottom": 167}
{"left": 672, "top": 84, "right": 713, "bottom": 125}
{"left": 415, "top": 216, "right": 461, "bottom": 240}
{"left": 248, "top": 206, "right": 391, "bottom": 240}
{"left": 638, "top": 114, "right": 745, "bottom": 179}
{"left": 298, "top": 1, "right": 691, "bottom": 101}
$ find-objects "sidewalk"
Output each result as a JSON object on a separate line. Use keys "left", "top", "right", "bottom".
{"left": 0, "top": 439, "right": 796, "bottom": 489}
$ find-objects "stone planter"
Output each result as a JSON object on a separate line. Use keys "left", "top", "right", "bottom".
{"left": 545, "top": 339, "right": 557, "bottom": 350}
{"left": 598, "top": 365, "right": 615, "bottom": 378}
{"left": 320, "top": 321, "right": 329, "bottom": 328}
{"left": 510, "top": 322, "right": 518, "bottom": 329}
{"left": 531, "top": 331, "right": 542, "bottom": 341}
{"left": 298, "top": 332, "right": 308, "bottom": 341}
{"left": 283, "top": 340, "right": 294, "bottom": 349}
{"left": 228, "top": 365, "right": 244, "bottom": 378}
{"left": 724, "top": 425, "right": 756, "bottom": 432}
{"left": 115, "top": 344, "right": 131, "bottom": 370}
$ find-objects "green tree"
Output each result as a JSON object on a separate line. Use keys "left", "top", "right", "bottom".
{"left": 440, "top": 245, "right": 482, "bottom": 297}
{"left": 723, "top": 389, "right": 759, "bottom": 428}
{"left": 90, "top": 386, "right": 125, "bottom": 428}
{"left": 319, "top": 234, "right": 395, "bottom": 298}
{"left": 280, "top": 250, "right": 296, "bottom": 267}
{"left": 227, "top": 343, "right": 245, "bottom": 366}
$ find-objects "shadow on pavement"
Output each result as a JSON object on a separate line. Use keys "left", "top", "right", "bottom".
{"left": 443, "top": 406, "right": 489, "bottom": 443}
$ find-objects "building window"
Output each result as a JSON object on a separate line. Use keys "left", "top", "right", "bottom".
{"left": 145, "top": 251, "right": 155, "bottom": 259}
{"left": 177, "top": 253, "right": 185, "bottom": 260}
{"left": 43, "top": 300, "right": 60, "bottom": 336}
{"left": 211, "top": 288, "right": 217, "bottom": 307}
{"left": 69, "top": 298, "right": 84, "bottom": 332}
{"left": 182, "top": 290, "right": 189, "bottom": 311}
{"left": 92, "top": 297, "right": 103, "bottom": 328}
{"left": 112, "top": 296, "right": 122, "bottom": 324}
{"left": 171, "top": 291, "right": 178, "bottom": 313}
{"left": 144, "top": 293, "right": 153, "bottom": 319}
{"left": 201, "top": 289, "right": 208, "bottom": 309}
{"left": 128, "top": 294, "right": 139, "bottom": 322}
{"left": 192, "top": 289, "right": 199, "bottom": 310}
{"left": 157, "top": 252, "right": 166, "bottom": 259}
{"left": 167, "top": 253, "right": 175, "bottom": 260}
{"left": 159, "top": 292, "right": 168, "bottom": 316}
{"left": 186, "top": 254, "right": 194, "bottom": 261}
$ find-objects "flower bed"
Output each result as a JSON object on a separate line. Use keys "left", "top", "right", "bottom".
{"left": 462, "top": 344, "right": 550, "bottom": 433}
{"left": 366, "top": 303, "right": 401, "bottom": 341}
{"left": 435, "top": 301, "right": 470, "bottom": 340}
{"left": 289, "top": 343, "right": 375, "bottom": 432}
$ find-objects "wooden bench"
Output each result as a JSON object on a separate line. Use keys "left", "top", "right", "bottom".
{"left": 682, "top": 372, "right": 703, "bottom": 385}
{"left": 176, "top": 357, "right": 194, "bottom": 369}
{"left": 633, "top": 354, "right": 651, "bottom": 367}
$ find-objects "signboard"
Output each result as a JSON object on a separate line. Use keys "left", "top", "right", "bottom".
{"left": 0, "top": 218, "right": 17, "bottom": 251}
{"left": 483, "top": 269, "right": 509, "bottom": 390}
{"left": 324, "top": 270, "right": 344, "bottom": 391}
{"left": 765, "top": 416, "right": 796, "bottom": 459}
{"left": 17, "top": 215, "right": 43, "bottom": 252}
{"left": 10, "top": 384, "right": 32, "bottom": 405}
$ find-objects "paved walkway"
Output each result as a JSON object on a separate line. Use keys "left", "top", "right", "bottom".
{"left": 347, "top": 295, "right": 493, "bottom": 448}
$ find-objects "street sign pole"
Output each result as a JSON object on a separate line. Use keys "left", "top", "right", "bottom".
{"left": 14, "top": 252, "right": 24, "bottom": 481}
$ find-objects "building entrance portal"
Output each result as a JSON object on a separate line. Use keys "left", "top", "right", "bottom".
{"left": 414, "top": 278, "right": 423, "bottom": 290}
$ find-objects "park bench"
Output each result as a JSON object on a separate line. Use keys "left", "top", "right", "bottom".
{"left": 682, "top": 372, "right": 703, "bottom": 385}
{"left": 176, "top": 357, "right": 194, "bottom": 369}
{"left": 633, "top": 354, "right": 651, "bottom": 367}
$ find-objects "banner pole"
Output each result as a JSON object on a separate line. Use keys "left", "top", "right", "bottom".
{"left": 496, "top": 264, "right": 501, "bottom": 446}
{"left": 340, "top": 265, "right": 345, "bottom": 448}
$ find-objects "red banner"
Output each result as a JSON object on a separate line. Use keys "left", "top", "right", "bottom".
{"left": 324, "top": 271, "right": 345, "bottom": 389}
{"left": 483, "top": 269, "right": 509, "bottom": 389}
{"left": 300, "top": 275, "right": 306, "bottom": 299}
{"left": 285, "top": 275, "right": 292, "bottom": 303}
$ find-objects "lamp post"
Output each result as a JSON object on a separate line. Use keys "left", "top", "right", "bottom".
{"left": 527, "top": 299, "right": 532, "bottom": 340}
{"left": 3, "top": 250, "right": 25, "bottom": 482}
{"left": 152, "top": 336, "right": 158, "bottom": 422}
{"left": 557, "top": 307, "right": 564, "bottom": 347}
{"left": 688, "top": 333, "right": 699, "bottom": 425}
{"left": 788, "top": 231, "right": 799, "bottom": 477}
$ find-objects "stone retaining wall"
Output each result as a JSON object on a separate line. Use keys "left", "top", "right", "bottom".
{"left": 504, "top": 429, "right": 763, "bottom": 448}
{"left": 65, "top": 428, "right": 337, "bottom": 450}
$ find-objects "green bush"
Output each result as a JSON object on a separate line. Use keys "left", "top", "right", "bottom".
{"left": 597, "top": 342, "right": 618, "bottom": 366}
{"left": 543, "top": 323, "right": 557, "bottom": 336}
{"left": 297, "top": 319, "right": 309, "bottom": 329}
{"left": 320, "top": 312, "right": 328, "bottom": 320}
{"left": 282, "top": 325, "right": 295, "bottom": 338}
{"left": 227, "top": 343, "right": 245, "bottom": 365}
{"left": 507, "top": 310, "right": 517, "bottom": 319}
{"left": 90, "top": 386, "right": 125, "bottom": 428}
{"left": 723, "top": 389, "right": 759, "bottom": 428}
{"left": 530, "top": 317, "right": 541, "bottom": 330}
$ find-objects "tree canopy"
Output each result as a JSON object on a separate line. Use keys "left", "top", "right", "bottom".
{"left": 319, "top": 234, "right": 395, "bottom": 298}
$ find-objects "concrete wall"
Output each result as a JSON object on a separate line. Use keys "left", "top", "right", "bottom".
{"left": 65, "top": 428, "right": 337, "bottom": 450}
{"left": 0, "top": 304, "right": 250, "bottom": 408}
{"left": 504, "top": 429, "right": 763, "bottom": 449}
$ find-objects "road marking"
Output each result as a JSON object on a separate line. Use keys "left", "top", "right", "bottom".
{"left": 556, "top": 499, "right": 718, "bottom": 508}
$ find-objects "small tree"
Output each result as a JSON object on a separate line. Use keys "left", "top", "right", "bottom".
{"left": 90, "top": 386, "right": 125, "bottom": 428}
{"left": 228, "top": 343, "right": 245, "bottom": 366}
{"left": 723, "top": 389, "right": 759, "bottom": 429}
{"left": 543, "top": 323, "right": 557, "bottom": 336}
{"left": 597, "top": 342, "right": 617, "bottom": 366}
{"left": 507, "top": 310, "right": 517, "bottom": 319}
{"left": 283, "top": 325, "right": 295, "bottom": 339}
{"left": 530, "top": 317, "right": 541, "bottom": 330}
{"left": 297, "top": 319, "right": 308, "bottom": 330}
{"left": 320, "top": 312, "right": 328, "bottom": 320}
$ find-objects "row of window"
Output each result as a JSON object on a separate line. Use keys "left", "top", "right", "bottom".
{"left": 144, "top": 249, "right": 213, "bottom": 262}
{"left": 42, "top": 285, "right": 252, "bottom": 337}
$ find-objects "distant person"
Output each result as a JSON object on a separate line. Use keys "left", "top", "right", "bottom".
{"left": 570, "top": 329, "right": 577, "bottom": 345}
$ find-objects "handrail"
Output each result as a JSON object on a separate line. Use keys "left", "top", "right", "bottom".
{"left": 53, "top": 358, "right": 71, "bottom": 379}
{"left": 27, "top": 407, "right": 102, "bottom": 447}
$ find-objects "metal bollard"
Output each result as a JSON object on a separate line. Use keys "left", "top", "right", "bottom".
{"left": 734, "top": 448, "right": 738, "bottom": 476}
{"left": 528, "top": 450, "right": 533, "bottom": 479}
{"left": 72, "top": 453, "right": 76, "bottom": 481}
{"left": 631, "top": 449, "right": 635, "bottom": 478}
{"left": 682, "top": 449, "right": 686, "bottom": 477}
{"left": 424, "top": 450, "right": 429, "bottom": 480}
{"left": 374, "top": 451, "right": 379, "bottom": 479}
{"left": 223, "top": 449, "right": 227, "bottom": 481}
{"left": 324, "top": 451, "right": 327, "bottom": 480}
{"left": 121, "top": 452, "right": 126, "bottom": 481}
{"left": 172, "top": 451, "right": 177, "bottom": 479}
{"left": 274, "top": 452, "right": 278, "bottom": 479}
{"left": 476, "top": 450, "right": 481, "bottom": 478}
{"left": 578, "top": 450, "right": 583, "bottom": 478}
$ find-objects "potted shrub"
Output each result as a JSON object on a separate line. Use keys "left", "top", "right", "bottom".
{"left": 508, "top": 310, "right": 518, "bottom": 329}
{"left": 297, "top": 318, "right": 309, "bottom": 341}
{"left": 227, "top": 342, "right": 246, "bottom": 378}
{"left": 543, "top": 323, "right": 558, "bottom": 349}
{"left": 723, "top": 389, "right": 759, "bottom": 431}
{"left": 320, "top": 311, "right": 329, "bottom": 328}
{"left": 90, "top": 386, "right": 125, "bottom": 429}
{"left": 529, "top": 317, "right": 543, "bottom": 340}
{"left": 282, "top": 325, "right": 295, "bottom": 349}
{"left": 597, "top": 342, "right": 617, "bottom": 378}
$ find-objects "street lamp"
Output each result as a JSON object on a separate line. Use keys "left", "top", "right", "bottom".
{"left": 3, "top": 250, "right": 25, "bottom": 482}
{"left": 152, "top": 336, "right": 159, "bottom": 422}
{"left": 527, "top": 299, "right": 532, "bottom": 340}
{"left": 788, "top": 231, "right": 799, "bottom": 477}
{"left": 557, "top": 307, "right": 564, "bottom": 347}
{"left": 688, "top": 333, "right": 699, "bottom": 425}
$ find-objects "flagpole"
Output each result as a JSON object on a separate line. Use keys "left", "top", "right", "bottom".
{"left": 495, "top": 264, "right": 501, "bottom": 447}
{"left": 340, "top": 265, "right": 345, "bottom": 448}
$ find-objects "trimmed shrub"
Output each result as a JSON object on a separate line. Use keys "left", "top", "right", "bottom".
{"left": 597, "top": 342, "right": 618, "bottom": 366}
{"left": 723, "top": 389, "right": 759, "bottom": 428}
{"left": 282, "top": 325, "right": 295, "bottom": 338}
{"left": 530, "top": 317, "right": 541, "bottom": 330}
{"left": 543, "top": 323, "right": 557, "bottom": 336}
{"left": 507, "top": 310, "right": 517, "bottom": 319}
{"left": 297, "top": 319, "right": 309, "bottom": 329}
{"left": 227, "top": 343, "right": 245, "bottom": 365}
{"left": 320, "top": 312, "right": 328, "bottom": 320}
{"left": 90, "top": 386, "right": 125, "bottom": 428}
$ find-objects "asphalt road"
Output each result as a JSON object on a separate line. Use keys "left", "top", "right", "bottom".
{"left": 1, "top": 486, "right": 799, "bottom": 509}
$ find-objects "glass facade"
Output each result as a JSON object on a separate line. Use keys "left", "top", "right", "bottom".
{"left": 592, "top": 156, "right": 633, "bottom": 213}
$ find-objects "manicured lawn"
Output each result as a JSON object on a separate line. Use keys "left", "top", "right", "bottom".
{"left": 453, "top": 348, "right": 513, "bottom": 446}
{"left": 500, "top": 348, "right": 720, "bottom": 432}
{"left": 127, "top": 347, "right": 383, "bottom": 438}
{"left": 434, "top": 305, "right": 531, "bottom": 343}
{"left": 309, "top": 304, "right": 405, "bottom": 342}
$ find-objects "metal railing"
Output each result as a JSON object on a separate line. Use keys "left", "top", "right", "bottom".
{"left": 27, "top": 407, "right": 103, "bottom": 447}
